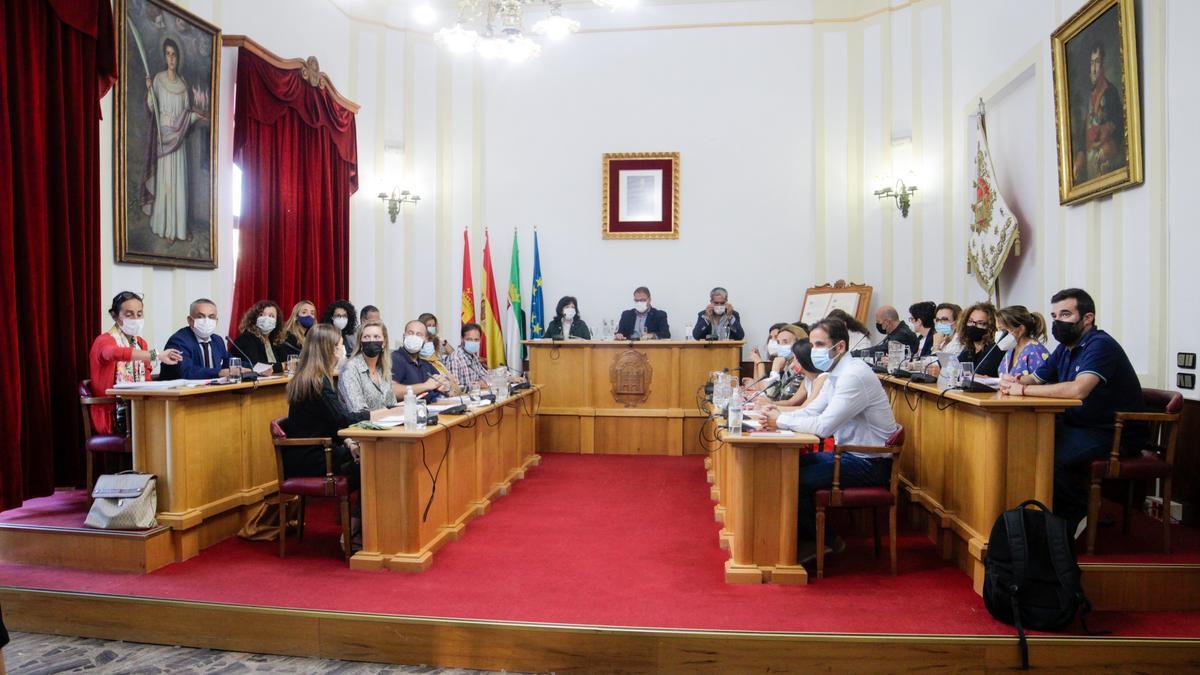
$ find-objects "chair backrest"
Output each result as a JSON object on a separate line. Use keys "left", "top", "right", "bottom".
{"left": 1144, "top": 388, "right": 1184, "bottom": 415}
{"left": 79, "top": 379, "right": 92, "bottom": 398}
{"left": 885, "top": 425, "right": 905, "bottom": 448}
{"left": 270, "top": 417, "right": 288, "bottom": 440}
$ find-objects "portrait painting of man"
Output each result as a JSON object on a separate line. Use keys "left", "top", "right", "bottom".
{"left": 1052, "top": 0, "right": 1142, "bottom": 205}
{"left": 115, "top": 0, "right": 220, "bottom": 268}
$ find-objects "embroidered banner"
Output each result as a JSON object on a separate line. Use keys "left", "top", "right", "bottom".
{"left": 967, "top": 111, "right": 1021, "bottom": 297}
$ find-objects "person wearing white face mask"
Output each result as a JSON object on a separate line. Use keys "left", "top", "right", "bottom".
{"left": 615, "top": 286, "right": 670, "bottom": 340}
{"left": 545, "top": 296, "right": 592, "bottom": 340}
{"left": 753, "top": 324, "right": 807, "bottom": 404}
{"left": 692, "top": 287, "right": 745, "bottom": 341}
{"left": 995, "top": 305, "right": 1051, "bottom": 378}
{"left": 232, "top": 300, "right": 285, "bottom": 373}
{"left": 321, "top": 299, "right": 358, "bottom": 354}
{"left": 161, "top": 298, "right": 234, "bottom": 380}
{"left": 749, "top": 323, "right": 789, "bottom": 382}
{"left": 446, "top": 323, "right": 492, "bottom": 390}
{"left": 762, "top": 317, "right": 898, "bottom": 558}
{"left": 391, "top": 319, "right": 451, "bottom": 402}
{"left": 89, "top": 291, "right": 183, "bottom": 435}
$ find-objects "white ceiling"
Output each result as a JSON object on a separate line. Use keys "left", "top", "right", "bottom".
{"left": 328, "top": 0, "right": 774, "bottom": 27}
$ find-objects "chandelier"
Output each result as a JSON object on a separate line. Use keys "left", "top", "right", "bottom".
{"left": 434, "top": 0, "right": 636, "bottom": 62}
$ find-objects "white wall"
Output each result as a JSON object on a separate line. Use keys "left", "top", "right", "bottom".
{"left": 97, "top": 0, "right": 1198, "bottom": 400}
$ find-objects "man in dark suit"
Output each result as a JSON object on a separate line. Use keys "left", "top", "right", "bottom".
{"left": 615, "top": 286, "right": 670, "bottom": 340}
{"left": 855, "top": 304, "right": 920, "bottom": 357}
{"left": 160, "top": 298, "right": 232, "bottom": 380}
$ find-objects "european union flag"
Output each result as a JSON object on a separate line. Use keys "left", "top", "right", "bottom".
{"left": 530, "top": 231, "right": 544, "bottom": 338}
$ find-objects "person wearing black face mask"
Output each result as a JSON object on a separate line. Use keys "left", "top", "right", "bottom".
{"left": 999, "top": 288, "right": 1146, "bottom": 538}
{"left": 338, "top": 319, "right": 398, "bottom": 413}
{"left": 857, "top": 305, "right": 920, "bottom": 357}
{"left": 955, "top": 302, "right": 1003, "bottom": 377}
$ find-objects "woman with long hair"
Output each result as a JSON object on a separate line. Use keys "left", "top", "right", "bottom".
{"left": 279, "top": 300, "right": 317, "bottom": 359}
{"left": 418, "top": 312, "right": 455, "bottom": 359}
{"left": 338, "top": 320, "right": 398, "bottom": 413}
{"left": 825, "top": 309, "right": 871, "bottom": 352}
{"left": 995, "top": 305, "right": 1051, "bottom": 377}
{"left": 955, "top": 302, "right": 1002, "bottom": 377}
{"left": 231, "top": 300, "right": 285, "bottom": 372}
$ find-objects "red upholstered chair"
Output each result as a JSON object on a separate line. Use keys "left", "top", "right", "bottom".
{"left": 1086, "top": 388, "right": 1183, "bottom": 556}
{"left": 78, "top": 380, "right": 131, "bottom": 492}
{"left": 270, "top": 417, "right": 353, "bottom": 563}
{"left": 814, "top": 426, "right": 905, "bottom": 580}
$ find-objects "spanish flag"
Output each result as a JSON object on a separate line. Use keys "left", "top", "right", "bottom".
{"left": 460, "top": 229, "right": 475, "bottom": 327}
{"left": 479, "top": 230, "right": 506, "bottom": 368}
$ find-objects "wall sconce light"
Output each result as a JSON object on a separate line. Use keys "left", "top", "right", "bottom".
{"left": 378, "top": 187, "right": 421, "bottom": 222}
{"left": 874, "top": 178, "right": 917, "bottom": 218}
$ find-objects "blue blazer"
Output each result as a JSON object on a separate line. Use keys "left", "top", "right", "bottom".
{"left": 617, "top": 307, "right": 671, "bottom": 339}
{"left": 160, "top": 326, "right": 231, "bottom": 380}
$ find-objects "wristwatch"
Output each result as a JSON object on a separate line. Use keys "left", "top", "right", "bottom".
{"left": 148, "top": 348, "right": 158, "bottom": 364}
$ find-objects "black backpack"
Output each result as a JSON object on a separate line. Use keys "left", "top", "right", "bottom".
{"left": 983, "top": 500, "right": 1101, "bottom": 669}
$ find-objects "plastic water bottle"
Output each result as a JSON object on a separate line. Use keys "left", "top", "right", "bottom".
{"left": 727, "top": 386, "right": 743, "bottom": 436}
{"left": 404, "top": 386, "right": 417, "bottom": 431}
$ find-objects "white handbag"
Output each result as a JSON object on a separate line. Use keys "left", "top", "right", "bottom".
{"left": 84, "top": 471, "right": 158, "bottom": 530}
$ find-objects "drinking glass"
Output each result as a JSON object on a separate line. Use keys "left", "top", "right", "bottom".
{"left": 959, "top": 361, "right": 976, "bottom": 388}
{"left": 229, "top": 357, "right": 243, "bottom": 383}
{"left": 415, "top": 402, "right": 428, "bottom": 430}
{"left": 469, "top": 382, "right": 482, "bottom": 404}
{"left": 285, "top": 355, "right": 299, "bottom": 375}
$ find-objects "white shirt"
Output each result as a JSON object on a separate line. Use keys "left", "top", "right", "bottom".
{"left": 847, "top": 330, "right": 871, "bottom": 352}
{"left": 777, "top": 355, "right": 897, "bottom": 456}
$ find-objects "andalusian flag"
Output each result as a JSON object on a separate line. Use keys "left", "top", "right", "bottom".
{"left": 479, "top": 230, "right": 506, "bottom": 369}
{"left": 503, "top": 230, "right": 525, "bottom": 373}
{"left": 529, "top": 231, "right": 544, "bottom": 339}
{"left": 460, "top": 229, "right": 475, "bottom": 326}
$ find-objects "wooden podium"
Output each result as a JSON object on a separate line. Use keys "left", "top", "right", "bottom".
{"left": 525, "top": 340, "right": 740, "bottom": 455}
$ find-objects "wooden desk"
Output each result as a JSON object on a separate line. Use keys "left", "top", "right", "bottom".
{"left": 525, "top": 340, "right": 740, "bottom": 455}
{"left": 878, "top": 376, "right": 1080, "bottom": 592}
{"left": 110, "top": 377, "right": 290, "bottom": 561}
{"left": 341, "top": 387, "right": 540, "bottom": 572}
{"left": 711, "top": 428, "right": 821, "bottom": 585}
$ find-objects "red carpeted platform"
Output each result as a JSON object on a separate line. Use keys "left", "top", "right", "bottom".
{"left": 1, "top": 454, "right": 1198, "bottom": 637}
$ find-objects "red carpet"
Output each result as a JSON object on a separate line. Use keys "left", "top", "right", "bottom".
{"left": 2, "top": 454, "right": 1198, "bottom": 637}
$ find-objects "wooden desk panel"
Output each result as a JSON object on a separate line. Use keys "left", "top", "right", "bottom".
{"left": 526, "top": 340, "right": 740, "bottom": 456}
{"left": 346, "top": 388, "right": 541, "bottom": 572}
{"left": 879, "top": 376, "right": 1076, "bottom": 590}
{"left": 112, "top": 377, "right": 291, "bottom": 562}
{"left": 714, "top": 429, "right": 820, "bottom": 585}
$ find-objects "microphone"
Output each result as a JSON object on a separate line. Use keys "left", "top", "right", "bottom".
{"left": 959, "top": 332, "right": 1006, "bottom": 392}
{"left": 224, "top": 338, "right": 260, "bottom": 382}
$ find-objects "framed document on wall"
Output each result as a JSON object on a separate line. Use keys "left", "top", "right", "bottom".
{"left": 799, "top": 280, "right": 873, "bottom": 327}
{"left": 602, "top": 152, "right": 679, "bottom": 240}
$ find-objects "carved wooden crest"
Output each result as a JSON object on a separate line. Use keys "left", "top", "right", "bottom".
{"left": 610, "top": 349, "right": 652, "bottom": 407}
{"left": 302, "top": 56, "right": 322, "bottom": 87}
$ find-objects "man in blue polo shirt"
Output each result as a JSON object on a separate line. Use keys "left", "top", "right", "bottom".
{"left": 1000, "top": 288, "right": 1145, "bottom": 535}
{"left": 390, "top": 320, "right": 450, "bottom": 402}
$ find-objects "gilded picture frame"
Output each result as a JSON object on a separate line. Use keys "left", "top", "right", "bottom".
{"left": 1051, "top": 0, "right": 1142, "bottom": 206}
{"left": 114, "top": 0, "right": 220, "bottom": 268}
{"left": 602, "top": 152, "right": 680, "bottom": 240}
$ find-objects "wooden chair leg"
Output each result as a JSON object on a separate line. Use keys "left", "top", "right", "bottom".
{"left": 1086, "top": 478, "right": 1103, "bottom": 555}
{"left": 298, "top": 496, "right": 307, "bottom": 542}
{"left": 815, "top": 508, "right": 826, "bottom": 580}
{"left": 85, "top": 451, "right": 94, "bottom": 495}
{"left": 1162, "top": 477, "right": 1173, "bottom": 555}
{"left": 889, "top": 504, "right": 898, "bottom": 576}
{"left": 873, "top": 507, "right": 881, "bottom": 559}
{"left": 278, "top": 494, "right": 288, "bottom": 558}
{"left": 340, "top": 496, "right": 353, "bottom": 564}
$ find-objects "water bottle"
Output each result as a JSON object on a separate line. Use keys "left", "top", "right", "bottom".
{"left": 727, "top": 386, "right": 744, "bottom": 436}
{"left": 404, "top": 386, "right": 417, "bottom": 431}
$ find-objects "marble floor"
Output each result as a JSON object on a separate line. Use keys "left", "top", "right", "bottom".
{"left": 2, "top": 632, "right": 516, "bottom": 674}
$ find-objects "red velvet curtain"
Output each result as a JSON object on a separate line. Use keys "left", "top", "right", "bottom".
{"left": 231, "top": 49, "right": 357, "bottom": 329}
{"left": 0, "top": 0, "right": 115, "bottom": 510}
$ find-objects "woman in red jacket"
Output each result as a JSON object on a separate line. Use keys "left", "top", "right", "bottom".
{"left": 88, "top": 291, "right": 182, "bottom": 435}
